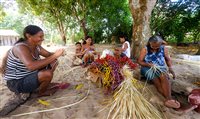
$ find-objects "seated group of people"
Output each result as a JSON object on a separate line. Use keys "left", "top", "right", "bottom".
{"left": 72, "top": 35, "right": 131, "bottom": 67}
{"left": 71, "top": 36, "right": 96, "bottom": 67}
{"left": 73, "top": 34, "right": 180, "bottom": 109}
{"left": 0, "top": 25, "right": 181, "bottom": 111}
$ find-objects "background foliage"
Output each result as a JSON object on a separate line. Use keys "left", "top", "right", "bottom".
{"left": 0, "top": 0, "right": 199, "bottom": 44}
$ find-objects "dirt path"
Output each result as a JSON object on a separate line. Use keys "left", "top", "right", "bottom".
{"left": 0, "top": 45, "right": 199, "bottom": 119}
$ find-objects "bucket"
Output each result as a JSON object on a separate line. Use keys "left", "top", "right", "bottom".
{"left": 188, "top": 89, "right": 200, "bottom": 113}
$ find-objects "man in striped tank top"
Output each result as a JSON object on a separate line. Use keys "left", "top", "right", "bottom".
{"left": 2, "top": 25, "right": 64, "bottom": 97}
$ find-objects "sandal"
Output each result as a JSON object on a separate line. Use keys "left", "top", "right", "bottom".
{"left": 48, "top": 82, "right": 70, "bottom": 90}
{"left": 47, "top": 82, "right": 60, "bottom": 89}
{"left": 38, "top": 88, "right": 58, "bottom": 97}
{"left": 56, "top": 83, "right": 70, "bottom": 89}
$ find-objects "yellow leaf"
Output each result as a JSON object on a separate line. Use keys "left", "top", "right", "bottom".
{"left": 38, "top": 99, "right": 50, "bottom": 106}
{"left": 75, "top": 84, "right": 84, "bottom": 90}
{"left": 194, "top": 82, "right": 200, "bottom": 86}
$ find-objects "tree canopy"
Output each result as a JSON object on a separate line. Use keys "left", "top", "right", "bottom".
{"left": 0, "top": 5, "right": 6, "bottom": 22}
{"left": 151, "top": 0, "right": 200, "bottom": 43}
{"left": 0, "top": 0, "right": 199, "bottom": 45}
{"left": 14, "top": 0, "right": 132, "bottom": 44}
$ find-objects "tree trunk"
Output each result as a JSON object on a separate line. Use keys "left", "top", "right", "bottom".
{"left": 80, "top": 19, "right": 88, "bottom": 39}
{"left": 129, "top": 0, "right": 156, "bottom": 59}
{"left": 49, "top": 3, "right": 67, "bottom": 45}
{"left": 72, "top": 5, "right": 88, "bottom": 40}
{"left": 57, "top": 21, "right": 66, "bottom": 45}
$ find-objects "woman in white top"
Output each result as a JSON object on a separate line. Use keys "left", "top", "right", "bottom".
{"left": 118, "top": 35, "right": 131, "bottom": 58}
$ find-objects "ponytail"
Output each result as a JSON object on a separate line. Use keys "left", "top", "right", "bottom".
{"left": 14, "top": 38, "right": 25, "bottom": 45}
{"left": 14, "top": 25, "right": 43, "bottom": 45}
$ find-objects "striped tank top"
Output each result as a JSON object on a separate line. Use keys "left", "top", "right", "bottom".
{"left": 3, "top": 43, "right": 40, "bottom": 80}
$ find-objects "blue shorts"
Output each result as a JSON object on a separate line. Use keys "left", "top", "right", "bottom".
{"left": 6, "top": 71, "right": 39, "bottom": 93}
{"left": 141, "top": 67, "right": 167, "bottom": 80}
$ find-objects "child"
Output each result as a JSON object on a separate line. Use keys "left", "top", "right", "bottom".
{"left": 116, "top": 35, "right": 131, "bottom": 58}
{"left": 75, "top": 42, "right": 83, "bottom": 59}
{"left": 71, "top": 42, "right": 83, "bottom": 66}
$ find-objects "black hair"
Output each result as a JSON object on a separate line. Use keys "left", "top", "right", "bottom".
{"left": 119, "top": 34, "right": 128, "bottom": 41}
{"left": 75, "top": 42, "right": 81, "bottom": 45}
{"left": 119, "top": 34, "right": 125, "bottom": 38}
{"left": 85, "top": 36, "right": 92, "bottom": 40}
{"left": 82, "top": 41, "right": 86, "bottom": 45}
{"left": 15, "top": 25, "right": 43, "bottom": 44}
{"left": 83, "top": 36, "right": 93, "bottom": 45}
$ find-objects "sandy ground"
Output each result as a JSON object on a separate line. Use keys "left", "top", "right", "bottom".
{"left": 0, "top": 45, "right": 199, "bottom": 119}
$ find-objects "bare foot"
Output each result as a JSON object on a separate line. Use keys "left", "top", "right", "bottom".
{"left": 164, "top": 99, "right": 181, "bottom": 109}
{"left": 176, "top": 105, "right": 198, "bottom": 114}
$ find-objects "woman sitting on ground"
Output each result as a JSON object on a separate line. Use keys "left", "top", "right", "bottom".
{"left": 138, "top": 35, "right": 180, "bottom": 109}
{"left": 2, "top": 25, "right": 64, "bottom": 97}
{"left": 81, "top": 36, "right": 96, "bottom": 67}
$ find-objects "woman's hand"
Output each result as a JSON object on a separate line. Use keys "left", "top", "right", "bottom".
{"left": 81, "top": 49, "right": 87, "bottom": 54}
{"left": 169, "top": 67, "right": 176, "bottom": 79}
{"left": 54, "top": 49, "right": 64, "bottom": 57}
{"left": 147, "top": 63, "right": 154, "bottom": 67}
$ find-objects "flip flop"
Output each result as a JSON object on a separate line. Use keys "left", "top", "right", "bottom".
{"left": 38, "top": 88, "right": 58, "bottom": 97}
{"left": 48, "top": 82, "right": 70, "bottom": 89}
{"left": 55, "top": 83, "right": 70, "bottom": 89}
{"left": 47, "top": 82, "right": 60, "bottom": 89}
{"left": 164, "top": 99, "right": 181, "bottom": 109}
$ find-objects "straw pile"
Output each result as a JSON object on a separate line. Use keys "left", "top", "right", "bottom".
{"left": 145, "top": 65, "right": 167, "bottom": 80}
{"left": 107, "top": 65, "right": 163, "bottom": 119}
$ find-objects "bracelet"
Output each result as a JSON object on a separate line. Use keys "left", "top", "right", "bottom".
{"left": 168, "top": 67, "right": 173, "bottom": 70}
{"left": 168, "top": 66, "right": 173, "bottom": 69}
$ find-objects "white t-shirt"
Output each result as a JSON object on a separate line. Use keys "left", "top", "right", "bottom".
{"left": 122, "top": 41, "right": 131, "bottom": 58}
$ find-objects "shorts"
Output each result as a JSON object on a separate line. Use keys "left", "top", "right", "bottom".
{"left": 141, "top": 66, "right": 167, "bottom": 80}
{"left": 6, "top": 71, "right": 39, "bottom": 93}
{"left": 120, "top": 53, "right": 126, "bottom": 57}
